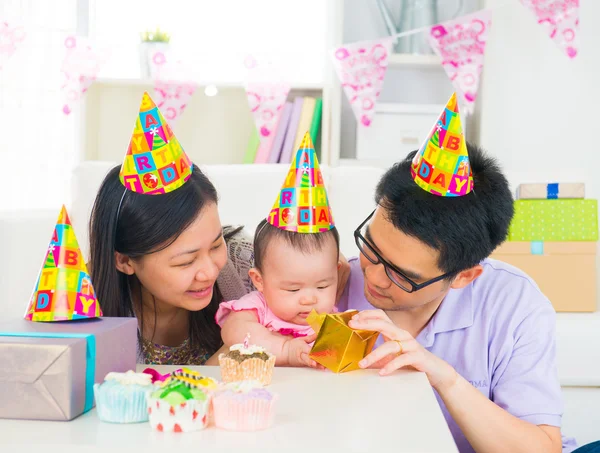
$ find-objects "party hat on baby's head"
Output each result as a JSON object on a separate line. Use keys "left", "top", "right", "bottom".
{"left": 267, "top": 132, "right": 334, "bottom": 233}
{"left": 25, "top": 205, "right": 102, "bottom": 322}
{"left": 119, "top": 92, "right": 193, "bottom": 194}
{"left": 410, "top": 93, "right": 473, "bottom": 197}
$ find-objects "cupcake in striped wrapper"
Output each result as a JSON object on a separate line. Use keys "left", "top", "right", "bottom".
{"left": 163, "top": 367, "right": 218, "bottom": 391}
{"left": 218, "top": 334, "right": 275, "bottom": 386}
{"left": 147, "top": 380, "right": 210, "bottom": 433}
{"left": 212, "top": 381, "right": 277, "bottom": 431}
{"left": 93, "top": 370, "right": 155, "bottom": 423}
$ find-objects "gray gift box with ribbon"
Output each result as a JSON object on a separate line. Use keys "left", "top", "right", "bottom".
{"left": 0, "top": 317, "right": 137, "bottom": 421}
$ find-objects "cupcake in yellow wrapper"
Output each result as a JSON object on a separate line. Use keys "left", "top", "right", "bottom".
{"left": 218, "top": 336, "right": 275, "bottom": 386}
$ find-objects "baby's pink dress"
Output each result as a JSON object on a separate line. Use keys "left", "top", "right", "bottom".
{"left": 216, "top": 291, "right": 321, "bottom": 338}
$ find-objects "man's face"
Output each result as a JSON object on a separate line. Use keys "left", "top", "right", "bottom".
{"left": 359, "top": 207, "right": 452, "bottom": 311}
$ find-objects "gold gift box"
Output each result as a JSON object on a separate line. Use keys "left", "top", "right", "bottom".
{"left": 307, "top": 310, "right": 379, "bottom": 373}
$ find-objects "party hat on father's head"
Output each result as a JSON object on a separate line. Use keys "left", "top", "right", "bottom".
{"left": 267, "top": 132, "right": 335, "bottom": 233}
{"left": 119, "top": 92, "right": 193, "bottom": 194}
{"left": 25, "top": 206, "right": 102, "bottom": 322}
{"left": 411, "top": 93, "right": 473, "bottom": 197}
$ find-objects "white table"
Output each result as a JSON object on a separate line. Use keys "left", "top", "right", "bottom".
{"left": 0, "top": 365, "right": 458, "bottom": 453}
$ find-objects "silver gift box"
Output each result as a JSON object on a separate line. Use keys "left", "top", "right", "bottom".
{"left": 0, "top": 317, "right": 137, "bottom": 421}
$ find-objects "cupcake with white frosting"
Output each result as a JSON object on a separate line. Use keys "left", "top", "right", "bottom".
{"left": 93, "top": 370, "right": 154, "bottom": 423}
{"left": 218, "top": 334, "right": 275, "bottom": 386}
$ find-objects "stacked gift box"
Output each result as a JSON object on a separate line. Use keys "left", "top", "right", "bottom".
{"left": 491, "top": 183, "right": 598, "bottom": 312}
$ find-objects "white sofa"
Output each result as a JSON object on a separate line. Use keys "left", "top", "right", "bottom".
{"left": 1, "top": 161, "right": 599, "bottom": 445}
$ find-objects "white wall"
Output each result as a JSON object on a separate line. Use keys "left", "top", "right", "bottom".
{"left": 480, "top": 0, "right": 598, "bottom": 197}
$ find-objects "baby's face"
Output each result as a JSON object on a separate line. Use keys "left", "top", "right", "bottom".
{"left": 258, "top": 236, "right": 339, "bottom": 325}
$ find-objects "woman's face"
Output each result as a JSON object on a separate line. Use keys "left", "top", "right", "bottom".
{"left": 122, "top": 202, "right": 228, "bottom": 311}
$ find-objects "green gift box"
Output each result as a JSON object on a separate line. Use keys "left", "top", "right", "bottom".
{"left": 508, "top": 199, "right": 598, "bottom": 241}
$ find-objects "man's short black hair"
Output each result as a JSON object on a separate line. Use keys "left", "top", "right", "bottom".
{"left": 253, "top": 220, "right": 340, "bottom": 272}
{"left": 375, "top": 142, "right": 514, "bottom": 275}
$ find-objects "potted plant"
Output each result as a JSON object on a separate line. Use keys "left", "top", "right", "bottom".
{"left": 139, "top": 27, "right": 171, "bottom": 79}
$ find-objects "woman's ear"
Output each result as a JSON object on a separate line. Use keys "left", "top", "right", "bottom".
{"left": 115, "top": 252, "right": 135, "bottom": 275}
{"left": 248, "top": 267, "right": 264, "bottom": 292}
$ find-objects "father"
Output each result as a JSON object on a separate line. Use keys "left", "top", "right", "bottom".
{"left": 338, "top": 141, "right": 580, "bottom": 452}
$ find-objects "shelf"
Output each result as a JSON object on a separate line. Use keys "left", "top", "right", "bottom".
{"left": 93, "top": 77, "right": 326, "bottom": 91}
{"left": 388, "top": 53, "right": 441, "bottom": 68}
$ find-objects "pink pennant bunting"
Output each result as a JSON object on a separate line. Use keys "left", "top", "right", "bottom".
{"left": 244, "top": 55, "right": 291, "bottom": 162}
{"left": 149, "top": 50, "right": 197, "bottom": 123}
{"left": 429, "top": 10, "right": 493, "bottom": 116}
{"left": 61, "top": 36, "right": 108, "bottom": 115}
{"left": 0, "top": 21, "right": 26, "bottom": 69}
{"left": 520, "top": 0, "right": 579, "bottom": 58}
{"left": 331, "top": 37, "right": 393, "bottom": 127}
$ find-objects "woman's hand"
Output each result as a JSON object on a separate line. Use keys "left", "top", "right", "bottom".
{"left": 336, "top": 254, "right": 351, "bottom": 302}
{"left": 348, "top": 309, "right": 458, "bottom": 392}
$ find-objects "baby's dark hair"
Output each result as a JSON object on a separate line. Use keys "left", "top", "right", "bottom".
{"left": 253, "top": 219, "right": 340, "bottom": 271}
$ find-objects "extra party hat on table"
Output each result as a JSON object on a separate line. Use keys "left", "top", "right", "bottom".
{"left": 410, "top": 93, "right": 473, "bottom": 197}
{"left": 119, "top": 91, "right": 193, "bottom": 194}
{"left": 267, "top": 132, "right": 335, "bottom": 233}
{"left": 25, "top": 206, "right": 102, "bottom": 322}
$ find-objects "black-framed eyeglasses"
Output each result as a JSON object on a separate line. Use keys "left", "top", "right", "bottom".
{"left": 354, "top": 210, "right": 455, "bottom": 293}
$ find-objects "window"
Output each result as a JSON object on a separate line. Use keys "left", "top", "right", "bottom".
{"left": 90, "top": 0, "right": 329, "bottom": 85}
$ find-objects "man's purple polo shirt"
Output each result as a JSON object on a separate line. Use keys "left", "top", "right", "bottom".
{"left": 338, "top": 257, "right": 577, "bottom": 453}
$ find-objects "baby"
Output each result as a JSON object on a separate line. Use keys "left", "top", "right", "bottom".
{"left": 216, "top": 218, "right": 340, "bottom": 367}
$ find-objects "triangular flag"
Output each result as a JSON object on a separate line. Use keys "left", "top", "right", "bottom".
{"left": 119, "top": 92, "right": 193, "bottom": 194}
{"left": 0, "top": 21, "right": 26, "bottom": 70}
{"left": 243, "top": 55, "right": 291, "bottom": 160}
{"left": 411, "top": 93, "right": 473, "bottom": 197}
{"left": 25, "top": 206, "right": 102, "bottom": 322}
{"left": 429, "top": 10, "right": 493, "bottom": 116}
{"left": 60, "top": 35, "right": 108, "bottom": 115}
{"left": 331, "top": 37, "right": 393, "bottom": 127}
{"left": 267, "top": 132, "right": 335, "bottom": 233}
{"left": 519, "top": 0, "right": 579, "bottom": 58}
{"left": 148, "top": 49, "right": 198, "bottom": 123}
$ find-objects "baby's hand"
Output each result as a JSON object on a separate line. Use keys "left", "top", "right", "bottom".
{"left": 285, "top": 333, "right": 320, "bottom": 368}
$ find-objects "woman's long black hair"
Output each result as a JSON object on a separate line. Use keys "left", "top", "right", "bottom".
{"left": 89, "top": 164, "right": 238, "bottom": 354}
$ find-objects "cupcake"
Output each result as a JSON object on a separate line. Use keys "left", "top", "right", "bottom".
{"left": 93, "top": 370, "right": 154, "bottom": 423}
{"left": 164, "top": 368, "right": 218, "bottom": 391}
{"left": 147, "top": 380, "right": 210, "bottom": 432}
{"left": 219, "top": 334, "right": 275, "bottom": 386}
{"left": 212, "top": 381, "right": 277, "bottom": 431}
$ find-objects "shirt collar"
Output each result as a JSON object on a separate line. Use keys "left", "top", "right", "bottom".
{"left": 417, "top": 283, "right": 474, "bottom": 348}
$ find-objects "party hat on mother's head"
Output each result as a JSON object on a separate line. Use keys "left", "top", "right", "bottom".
{"left": 267, "top": 132, "right": 334, "bottom": 233}
{"left": 119, "top": 92, "right": 193, "bottom": 194}
{"left": 25, "top": 206, "right": 102, "bottom": 322}
{"left": 411, "top": 93, "right": 473, "bottom": 197}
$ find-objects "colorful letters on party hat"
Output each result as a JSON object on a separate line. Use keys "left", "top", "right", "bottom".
{"left": 25, "top": 206, "right": 102, "bottom": 322}
{"left": 267, "top": 132, "right": 334, "bottom": 233}
{"left": 411, "top": 93, "right": 474, "bottom": 197}
{"left": 119, "top": 91, "right": 193, "bottom": 194}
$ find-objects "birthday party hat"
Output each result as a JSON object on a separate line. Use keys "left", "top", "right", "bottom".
{"left": 411, "top": 93, "right": 473, "bottom": 197}
{"left": 25, "top": 206, "right": 102, "bottom": 322}
{"left": 267, "top": 132, "right": 335, "bottom": 233}
{"left": 119, "top": 92, "right": 193, "bottom": 194}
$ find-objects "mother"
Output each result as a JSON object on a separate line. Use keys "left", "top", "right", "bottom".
{"left": 89, "top": 163, "right": 256, "bottom": 365}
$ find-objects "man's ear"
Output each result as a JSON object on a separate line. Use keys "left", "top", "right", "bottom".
{"left": 248, "top": 267, "right": 264, "bottom": 292}
{"left": 115, "top": 252, "right": 135, "bottom": 275}
{"left": 450, "top": 265, "right": 483, "bottom": 290}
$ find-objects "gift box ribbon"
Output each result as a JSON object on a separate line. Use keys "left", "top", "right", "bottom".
{"left": 0, "top": 332, "right": 96, "bottom": 413}
{"left": 546, "top": 183, "right": 559, "bottom": 199}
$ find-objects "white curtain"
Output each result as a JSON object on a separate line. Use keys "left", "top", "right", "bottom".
{"left": 0, "top": 0, "right": 80, "bottom": 211}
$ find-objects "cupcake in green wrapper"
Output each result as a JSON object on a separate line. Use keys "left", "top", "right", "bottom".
{"left": 93, "top": 370, "right": 155, "bottom": 423}
{"left": 147, "top": 380, "right": 210, "bottom": 432}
